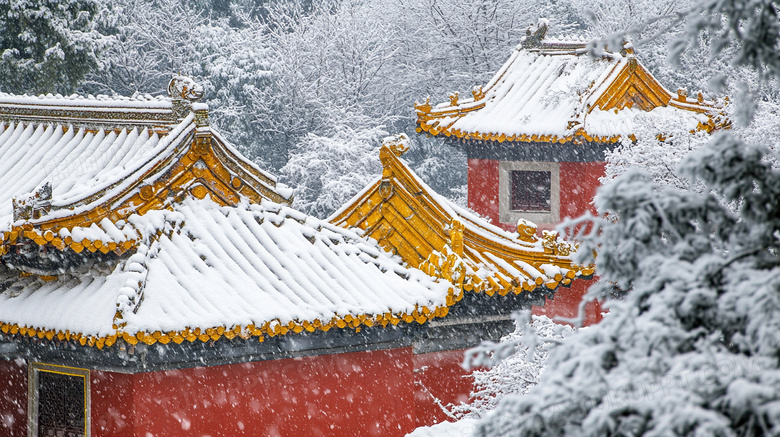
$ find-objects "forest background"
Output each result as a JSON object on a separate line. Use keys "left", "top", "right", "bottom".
{"left": 4, "top": 0, "right": 772, "bottom": 218}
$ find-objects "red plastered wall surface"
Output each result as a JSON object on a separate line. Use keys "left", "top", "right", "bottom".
{"left": 467, "top": 158, "right": 606, "bottom": 327}
{"left": 413, "top": 349, "right": 473, "bottom": 427}
{"left": 128, "top": 347, "right": 415, "bottom": 437}
{"left": 0, "top": 358, "right": 27, "bottom": 437}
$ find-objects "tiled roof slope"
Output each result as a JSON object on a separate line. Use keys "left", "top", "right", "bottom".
{"left": 330, "top": 134, "right": 593, "bottom": 298}
{"left": 415, "top": 22, "right": 725, "bottom": 144}
{"left": 0, "top": 80, "right": 292, "bottom": 258}
{"left": 0, "top": 79, "right": 458, "bottom": 348}
{"left": 0, "top": 198, "right": 454, "bottom": 348}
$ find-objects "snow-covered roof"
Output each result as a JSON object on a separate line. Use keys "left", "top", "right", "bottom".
{"left": 330, "top": 135, "right": 592, "bottom": 297}
{"left": 0, "top": 82, "right": 457, "bottom": 349}
{"left": 415, "top": 24, "right": 722, "bottom": 144}
{"left": 0, "top": 198, "right": 453, "bottom": 348}
{"left": 0, "top": 84, "right": 292, "bottom": 255}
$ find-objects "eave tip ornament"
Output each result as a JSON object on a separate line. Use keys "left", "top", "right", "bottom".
{"left": 516, "top": 218, "right": 538, "bottom": 243}
{"left": 168, "top": 74, "right": 204, "bottom": 102}
{"left": 522, "top": 18, "right": 549, "bottom": 49}
{"left": 12, "top": 182, "right": 52, "bottom": 221}
{"left": 382, "top": 133, "right": 410, "bottom": 157}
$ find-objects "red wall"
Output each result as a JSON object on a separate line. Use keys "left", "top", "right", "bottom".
{"left": 532, "top": 278, "right": 604, "bottom": 326}
{"left": 92, "top": 370, "right": 134, "bottom": 437}
{"left": 559, "top": 161, "right": 606, "bottom": 222}
{"left": 467, "top": 158, "right": 606, "bottom": 326}
{"left": 0, "top": 358, "right": 27, "bottom": 437}
{"left": 1, "top": 347, "right": 495, "bottom": 436}
{"left": 124, "top": 347, "right": 415, "bottom": 437}
{"left": 413, "top": 349, "right": 473, "bottom": 427}
{"left": 467, "top": 159, "right": 500, "bottom": 225}
{"left": 6, "top": 347, "right": 433, "bottom": 437}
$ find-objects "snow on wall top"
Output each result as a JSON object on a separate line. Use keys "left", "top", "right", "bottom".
{"left": 415, "top": 24, "right": 718, "bottom": 144}
{"left": 0, "top": 198, "right": 454, "bottom": 346}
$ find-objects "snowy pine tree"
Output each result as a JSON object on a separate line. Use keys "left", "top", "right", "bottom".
{"left": 0, "top": 0, "right": 109, "bottom": 94}
{"left": 472, "top": 132, "right": 780, "bottom": 436}
{"left": 464, "top": 2, "right": 780, "bottom": 435}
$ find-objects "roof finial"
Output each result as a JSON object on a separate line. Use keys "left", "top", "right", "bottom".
{"left": 168, "top": 74, "right": 204, "bottom": 120}
{"left": 168, "top": 74, "right": 203, "bottom": 102}
{"left": 522, "top": 18, "right": 549, "bottom": 48}
{"left": 382, "top": 133, "right": 411, "bottom": 157}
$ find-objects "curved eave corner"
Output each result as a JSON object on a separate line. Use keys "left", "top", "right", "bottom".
{"left": 0, "top": 114, "right": 292, "bottom": 263}
{"left": 331, "top": 134, "right": 596, "bottom": 302}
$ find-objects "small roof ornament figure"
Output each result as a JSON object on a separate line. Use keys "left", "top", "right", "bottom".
{"left": 168, "top": 74, "right": 204, "bottom": 101}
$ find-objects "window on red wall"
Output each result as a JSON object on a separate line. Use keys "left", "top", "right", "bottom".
{"left": 511, "top": 170, "right": 551, "bottom": 212}
{"left": 29, "top": 363, "right": 90, "bottom": 437}
{"left": 498, "top": 161, "right": 559, "bottom": 225}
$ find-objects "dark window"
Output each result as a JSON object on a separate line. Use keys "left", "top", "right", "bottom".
{"left": 37, "top": 371, "right": 85, "bottom": 437}
{"left": 511, "top": 170, "right": 551, "bottom": 212}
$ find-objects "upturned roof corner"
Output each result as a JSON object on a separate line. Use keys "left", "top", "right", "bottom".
{"left": 331, "top": 134, "right": 594, "bottom": 299}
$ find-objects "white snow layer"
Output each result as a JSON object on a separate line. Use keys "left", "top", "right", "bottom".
{"left": 0, "top": 114, "right": 195, "bottom": 226}
{"left": 406, "top": 419, "right": 477, "bottom": 437}
{"left": 428, "top": 48, "right": 707, "bottom": 139}
{"left": 0, "top": 198, "right": 451, "bottom": 337}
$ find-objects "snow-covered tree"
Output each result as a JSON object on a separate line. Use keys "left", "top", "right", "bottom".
{"left": 83, "top": 0, "right": 274, "bottom": 163}
{"left": 0, "top": 0, "right": 110, "bottom": 94}
{"left": 279, "top": 125, "right": 388, "bottom": 218}
{"left": 471, "top": 132, "right": 780, "bottom": 436}
{"left": 452, "top": 314, "right": 574, "bottom": 419}
{"left": 464, "top": 2, "right": 780, "bottom": 435}
{"left": 264, "top": 0, "right": 577, "bottom": 205}
{"left": 246, "top": 0, "right": 402, "bottom": 167}
{"left": 603, "top": 94, "right": 780, "bottom": 191}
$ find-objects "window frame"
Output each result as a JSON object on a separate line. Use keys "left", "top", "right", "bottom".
{"left": 28, "top": 362, "right": 90, "bottom": 437}
{"left": 498, "top": 161, "right": 560, "bottom": 225}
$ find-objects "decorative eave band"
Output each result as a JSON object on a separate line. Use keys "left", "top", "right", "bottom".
{"left": 0, "top": 285, "right": 462, "bottom": 350}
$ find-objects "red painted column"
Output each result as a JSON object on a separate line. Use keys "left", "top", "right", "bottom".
{"left": 0, "top": 358, "right": 27, "bottom": 437}
{"left": 132, "top": 347, "right": 415, "bottom": 437}
{"left": 413, "top": 349, "right": 473, "bottom": 427}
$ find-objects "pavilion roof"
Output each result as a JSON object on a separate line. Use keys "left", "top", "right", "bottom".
{"left": 0, "top": 198, "right": 453, "bottom": 348}
{"left": 0, "top": 80, "right": 456, "bottom": 349}
{"left": 415, "top": 22, "right": 725, "bottom": 145}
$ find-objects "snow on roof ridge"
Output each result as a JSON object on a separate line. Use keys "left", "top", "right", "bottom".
{"left": 0, "top": 76, "right": 210, "bottom": 129}
{"left": 0, "top": 91, "right": 172, "bottom": 107}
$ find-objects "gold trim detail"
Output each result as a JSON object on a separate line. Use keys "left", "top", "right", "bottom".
{"left": 0, "top": 286, "right": 461, "bottom": 349}
{"left": 415, "top": 51, "right": 726, "bottom": 143}
{"left": 331, "top": 138, "right": 595, "bottom": 299}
